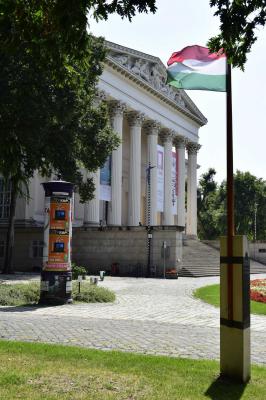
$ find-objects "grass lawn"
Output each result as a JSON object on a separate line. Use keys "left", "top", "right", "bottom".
{"left": 194, "top": 284, "right": 266, "bottom": 315}
{"left": 0, "top": 341, "right": 266, "bottom": 399}
{"left": 0, "top": 281, "right": 115, "bottom": 306}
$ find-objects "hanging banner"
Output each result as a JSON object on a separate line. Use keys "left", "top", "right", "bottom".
{"left": 176, "top": 150, "right": 179, "bottom": 196}
{"left": 157, "top": 145, "right": 164, "bottom": 212}
{"left": 100, "top": 155, "right": 112, "bottom": 201}
{"left": 172, "top": 151, "right": 177, "bottom": 215}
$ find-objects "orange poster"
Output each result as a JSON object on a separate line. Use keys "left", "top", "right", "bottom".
{"left": 50, "top": 198, "right": 70, "bottom": 231}
{"left": 45, "top": 233, "right": 70, "bottom": 271}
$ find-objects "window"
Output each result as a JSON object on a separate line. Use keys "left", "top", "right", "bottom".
{"left": 0, "top": 240, "right": 4, "bottom": 258}
{"left": 0, "top": 179, "right": 11, "bottom": 219}
{"left": 32, "top": 241, "right": 44, "bottom": 258}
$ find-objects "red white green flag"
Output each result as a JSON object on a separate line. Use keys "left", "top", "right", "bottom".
{"left": 167, "top": 45, "right": 226, "bottom": 92}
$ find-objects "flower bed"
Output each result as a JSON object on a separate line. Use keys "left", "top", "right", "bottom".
{"left": 250, "top": 279, "right": 266, "bottom": 303}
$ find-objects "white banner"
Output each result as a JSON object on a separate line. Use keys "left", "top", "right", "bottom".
{"left": 171, "top": 150, "right": 177, "bottom": 215}
{"left": 100, "top": 156, "right": 111, "bottom": 202}
{"left": 157, "top": 145, "right": 164, "bottom": 212}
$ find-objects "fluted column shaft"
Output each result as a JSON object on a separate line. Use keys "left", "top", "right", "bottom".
{"left": 175, "top": 138, "right": 186, "bottom": 227}
{"left": 146, "top": 122, "right": 159, "bottom": 226}
{"left": 108, "top": 101, "right": 125, "bottom": 225}
{"left": 186, "top": 143, "right": 201, "bottom": 236}
{"left": 162, "top": 132, "right": 174, "bottom": 225}
{"left": 127, "top": 112, "right": 144, "bottom": 226}
{"left": 84, "top": 170, "right": 100, "bottom": 225}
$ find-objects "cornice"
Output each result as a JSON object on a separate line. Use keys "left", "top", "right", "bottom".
{"left": 104, "top": 41, "right": 208, "bottom": 127}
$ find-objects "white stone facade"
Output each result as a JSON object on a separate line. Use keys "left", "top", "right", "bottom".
{"left": 0, "top": 41, "right": 206, "bottom": 274}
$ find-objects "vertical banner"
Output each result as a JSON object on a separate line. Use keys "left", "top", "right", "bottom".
{"left": 157, "top": 145, "right": 164, "bottom": 212}
{"left": 176, "top": 149, "right": 179, "bottom": 196}
{"left": 100, "top": 155, "right": 112, "bottom": 201}
{"left": 171, "top": 151, "right": 177, "bottom": 215}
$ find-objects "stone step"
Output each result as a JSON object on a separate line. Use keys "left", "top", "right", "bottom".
{"left": 180, "top": 238, "right": 266, "bottom": 277}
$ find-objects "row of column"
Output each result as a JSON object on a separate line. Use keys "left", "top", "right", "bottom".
{"left": 84, "top": 100, "right": 201, "bottom": 235}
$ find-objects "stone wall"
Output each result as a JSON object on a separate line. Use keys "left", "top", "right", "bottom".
{"left": 0, "top": 226, "right": 43, "bottom": 272}
{"left": 73, "top": 226, "right": 183, "bottom": 277}
{"left": 0, "top": 225, "right": 183, "bottom": 276}
{"left": 203, "top": 239, "right": 266, "bottom": 265}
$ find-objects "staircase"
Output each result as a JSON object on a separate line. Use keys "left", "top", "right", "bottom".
{"left": 179, "top": 238, "right": 266, "bottom": 277}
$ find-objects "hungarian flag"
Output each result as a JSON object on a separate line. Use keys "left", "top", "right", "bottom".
{"left": 167, "top": 45, "right": 226, "bottom": 92}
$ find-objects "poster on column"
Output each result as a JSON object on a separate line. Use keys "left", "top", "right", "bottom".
{"left": 100, "top": 155, "right": 112, "bottom": 201}
{"left": 157, "top": 145, "right": 164, "bottom": 212}
{"left": 171, "top": 151, "right": 177, "bottom": 215}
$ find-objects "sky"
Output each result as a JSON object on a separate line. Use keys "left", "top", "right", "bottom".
{"left": 88, "top": 0, "right": 266, "bottom": 183}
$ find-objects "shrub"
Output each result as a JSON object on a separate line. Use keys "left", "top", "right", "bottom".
{"left": 71, "top": 263, "right": 87, "bottom": 280}
{"left": 0, "top": 283, "right": 39, "bottom": 306}
{"left": 72, "top": 282, "right": 115, "bottom": 303}
{"left": 0, "top": 281, "right": 115, "bottom": 306}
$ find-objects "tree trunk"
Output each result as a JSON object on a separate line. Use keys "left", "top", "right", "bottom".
{"left": 2, "top": 181, "right": 18, "bottom": 274}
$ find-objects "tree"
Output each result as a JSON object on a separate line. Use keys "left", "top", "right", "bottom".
{"left": 0, "top": 0, "right": 157, "bottom": 273}
{"left": 234, "top": 171, "right": 266, "bottom": 240}
{"left": 197, "top": 169, "right": 266, "bottom": 240}
{"left": 208, "top": 1, "right": 266, "bottom": 69}
{"left": 0, "top": 37, "right": 120, "bottom": 273}
{"left": 197, "top": 168, "right": 221, "bottom": 239}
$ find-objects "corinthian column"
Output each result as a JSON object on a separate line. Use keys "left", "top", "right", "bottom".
{"left": 108, "top": 100, "right": 126, "bottom": 225}
{"left": 161, "top": 129, "right": 174, "bottom": 225}
{"left": 144, "top": 121, "right": 160, "bottom": 226}
{"left": 84, "top": 170, "right": 100, "bottom": 225}
{"left": 127, "top": 111, "right": 145, "bottom": 226}
{"left": 174, "top": 136, "right": 187, "bottom": 227}
{"left": 186, "top": 142, "right": 201, "bottom": 236}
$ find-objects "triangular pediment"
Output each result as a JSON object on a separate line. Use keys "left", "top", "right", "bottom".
{"left": 105, "top": 41, "right": 207, "bottom": 126}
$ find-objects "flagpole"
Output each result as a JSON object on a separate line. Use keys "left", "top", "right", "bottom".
{"left": 226, "top": 62, "right": 234, "bottom": 321}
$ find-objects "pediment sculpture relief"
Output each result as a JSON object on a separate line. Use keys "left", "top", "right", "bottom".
{"left": 110, "top": 52, "right": 186, "bottom": 109}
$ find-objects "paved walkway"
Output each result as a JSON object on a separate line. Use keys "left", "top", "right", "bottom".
{"left": 0, "top": 274, "right": 266, "bottom": 364}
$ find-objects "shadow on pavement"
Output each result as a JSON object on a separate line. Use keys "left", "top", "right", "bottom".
{"left": 205, "top": 375, "right": 247, "bottom": 400}
{"left": 0, "top": 304, "right": 64, "bottom": 313}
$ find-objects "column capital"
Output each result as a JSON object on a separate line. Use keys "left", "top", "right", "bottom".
{"left": 160, "top": 128, "right": 174, "bottom": 143}
{"left": 126, "top": 111, "right": 145, "bottom": 127}
{"left": 108, "top": 100, "right": 127, "bottom": 118}
{"left": 94, "top": 89, "right": 107, "bottom": 105}
{"left": 174, "top": 136, "right": 187, "bottom": 149}
{"left": 186, "top": 142, "right": 201, "bottom": 154}
{"left": 143, "top": 120, "right": 161, "bottom": 135}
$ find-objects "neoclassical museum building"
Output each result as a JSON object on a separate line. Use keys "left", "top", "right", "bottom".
{"left": 0, "top": 41, "right": 207, "bottom": 276}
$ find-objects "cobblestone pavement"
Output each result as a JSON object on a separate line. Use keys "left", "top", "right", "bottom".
{"left": 0, "top": 273, "right": 266, "bottom": 364}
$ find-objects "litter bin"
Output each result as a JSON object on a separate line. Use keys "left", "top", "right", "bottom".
{"left": 99, "top": 271, "right": 105, "bottom": 281}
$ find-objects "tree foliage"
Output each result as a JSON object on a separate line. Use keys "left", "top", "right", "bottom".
{"left": 197, "top": 168, "right": 221, "bottom": 240}
{"left": 209, "top": 1, "right": 266, "bottom": 69}
{"left": 198, "top": 169, "right": 266, "bottom": 240}
{"left": 0, "top": 0, "right": 157, "bottom": 272}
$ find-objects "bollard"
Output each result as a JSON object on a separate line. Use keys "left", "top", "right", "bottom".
{"left": 99, "top": 271, "right": 105, "bottom": 281}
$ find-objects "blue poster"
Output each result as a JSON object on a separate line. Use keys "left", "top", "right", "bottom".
{"left": 100, "top": 155, "right": 112, "bottom": 201}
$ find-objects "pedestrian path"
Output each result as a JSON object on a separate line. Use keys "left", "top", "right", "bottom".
{"left": 0, "top": 274, "right": 265, "bottom": 364}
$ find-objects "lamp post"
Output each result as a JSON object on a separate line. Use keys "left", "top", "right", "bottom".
{"left": 146, "top": 162, "right": 156, "bottom": 277}
{"left": 254, "top": 202, "right": 257, "bottom": 259}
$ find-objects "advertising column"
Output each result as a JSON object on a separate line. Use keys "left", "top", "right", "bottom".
{"left": 39, "top": 180, "right": 74, "bottom": 305}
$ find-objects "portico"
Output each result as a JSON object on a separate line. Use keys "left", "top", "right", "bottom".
{"left": 0, "top": 40, "right": 207, "bottom": 275}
